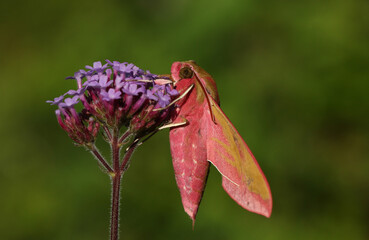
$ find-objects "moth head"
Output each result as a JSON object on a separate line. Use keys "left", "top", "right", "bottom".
{"left": 179, "top": 66, "right": 194, "bottom": 79}
{"left": 171, "top": 61, "right": 197, "bottom": 84}
{"left": 170, "top": 60, "right": 220, "bottom": 105}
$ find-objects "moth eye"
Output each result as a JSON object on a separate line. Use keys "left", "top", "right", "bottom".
{"left": 179, "top": 67, "right": 194, "bottom": 79}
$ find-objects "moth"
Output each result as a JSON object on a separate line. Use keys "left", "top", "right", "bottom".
{"left": 168, "top": 61, "right": 272, "bottom": 223}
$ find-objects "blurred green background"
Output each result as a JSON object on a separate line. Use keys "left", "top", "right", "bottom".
{"left": 1, "top": 0, "right": 368, "bottom": 239}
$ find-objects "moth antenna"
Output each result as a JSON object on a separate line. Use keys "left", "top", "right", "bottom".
{"left": 126, "top": 78, "right": 173, "bottom": 84}
{"left": 125, "top": 79, "right": 153, "bottom": 83}
{"left": 154, "top": 79, "right": 173, "bottom": 85}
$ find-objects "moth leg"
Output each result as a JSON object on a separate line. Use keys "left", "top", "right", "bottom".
{"left": 152, "top": 84, "right": 195, "bottom": 112}
{"left": 135, "top": 133, "right": 156, "bottom": 147}
{"left": 124, "top": 138, "right": 140, "bottom": 152}
{"left": 158, "top": 118, "right": 188, "bottom": 130}
{"left": 132, "top": 117, "right": 187, "bottom": 149}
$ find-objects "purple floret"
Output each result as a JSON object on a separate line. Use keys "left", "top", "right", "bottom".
{"left": 105, "top": 68, "right": 112, "bottom": 79}
{"left": 83, "top": 80, "right": 99, "bottom": 88}
{"left": 100, "top": 89, "right": 122, "bottom": 101}
{"left": 117, "top": 63, "right": 133, "bottom": 74}
{"left": 65, "top": 70, "right": 88, "bottom": 88}
{"left": 86, "top": 61, "right": 108, "bottom": 73}
{"left": 98, "top": 75, "right": 113, "bottom": 88}
{"left": 64, "top": 87, "right": 86, "bottom": 96}
{"left": 115, "top": 74, "right": 126, "bottom": 90}
{"left": 122, "top": 83, "right": 145, "bottom": 96}
{"left": 46, "top": 95, "right": 64, "bottom": 105}
{"left": 157, "top": 91, "right": 171, "bottom": 108}
{"left": 165, "top": 85, "right": 179, "bottom": 96}
{"left": 59, "top": 95, "right": 80, "bottom": 108}
{"left": 83, "top": 74, "right": 100, "bottom": 87}
{"left": 106, "top": 59, "right": 121, "bottom": 68}
{"left": 146, "top": 89, "right": 159, "bottom": 101}
{"left": 132, "top": 65, "right": 144, "bottom": 76}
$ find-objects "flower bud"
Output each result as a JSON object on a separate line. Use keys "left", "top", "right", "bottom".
{"left": 55, "top": 106, "right": 100, "bottom": 146}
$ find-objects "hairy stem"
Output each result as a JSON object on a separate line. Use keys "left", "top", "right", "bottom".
{"left": 112, "top": 128, "right": 120, "bottom": 171}
{"left": 103, "top": 126, "right": 112, "bottom": 142}
{"left": 120, "top": 140, "right": 139, "bottom": 173}
{"left": 118, "top": 130, "right": 131, "bottom": 145}
{"left": 110, "top": 173, "right": 121, "bottom": 240}
{"left": 110, "top": 128, "right": 121, "bottom": 240}
{"left": 89, "top": 145, "right": 113, "bottom": 173}
{"left": 110, "top": 128, "right": 138, "bottom": 240}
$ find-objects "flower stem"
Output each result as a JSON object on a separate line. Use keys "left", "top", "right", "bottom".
{"left": 118, "top": 130, "right": 131, "bottom": 145}
{"left": 112, "top": 128, "right": 120, "bottom": 170}
{"left": 110, "top": 128, "right": 138, "bottom": 240}
{"left": 103, "top": 126, "right": 112, "bottom": 141}
{"left": 89, "top": 145, "right": 113, "bottom": 174}
{"left": 120, "top": 140, "right": 139, "bottom": 173}
{"left": 110, "top": 127, "right": 121, "bottom": 240}
{"left": 110, "top": 173, "right": 121, "bottom": 240}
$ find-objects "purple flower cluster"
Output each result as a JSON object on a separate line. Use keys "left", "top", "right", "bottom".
{"left": 48, "top": 60, "right": 179, "bottom": 145}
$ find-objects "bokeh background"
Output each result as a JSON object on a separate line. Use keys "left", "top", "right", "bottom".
{"left": 1, "top": 0, "right": 368, "bottom": 239}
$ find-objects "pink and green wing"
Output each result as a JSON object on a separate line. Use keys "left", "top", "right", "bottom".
{"left": 204, "top": 97, "right": 272, "bottom": 217}
{"left": 169, "top": 102, "right": 210, "bottom": 222}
